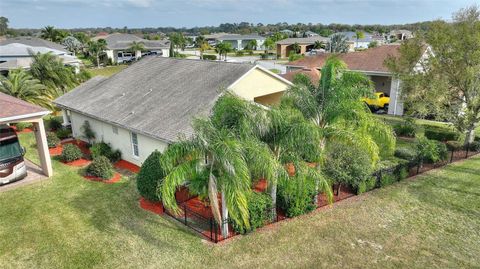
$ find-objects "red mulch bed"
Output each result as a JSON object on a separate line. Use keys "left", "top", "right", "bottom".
{"left": 84, "top": 172, "right": 121, "bottom": 184}
{"left": 62, "top": 158, "right": 91, "bottom": 167}
{"left": 317, "top": 185, "right": 356, "bottom": 208}
{"left": 114, "top": 160, "right": 140, "bottom": 173}
{"left": 49, "top": 145, "right": 63, "bottom": 156}
{"left": 139, "top": 197, "right": 164, "bottom": 214}
{"left": 253, "top": 179, "right": 268, "bottom": 192}
{"left": 61, "top": 140, "right": 91, "bottom": 155}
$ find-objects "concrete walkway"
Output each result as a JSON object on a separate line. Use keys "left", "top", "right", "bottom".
{"left": 0, "top": 160, "right": 48, "bottom": 192}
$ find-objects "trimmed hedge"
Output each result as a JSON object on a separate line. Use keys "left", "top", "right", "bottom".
{"left": 467, "top": 141, "right": 480, "bottom": 151}
{"left": 446, "top": 140, "right": 463, "bottom": 151}
{"left": 394, "top": 147, "right": 417, "bottom": 161}
{"left": 202, "top": 54, "right": 217, "bottom": 60}
{"left": 87, "top": 156, "right": 114, "bottom": 179}
{"left": 393, "top": 117, "right": 416, "bottom": 137}
{"left": 424, "top": 127, "right": 459, "bottom": 141}
{"left": 48, "top": 117, "right": 63, "bottom": 131}
{"left": 46, "top": 132, "right": 60, "bottom": 148}
{"left": 137, "top": 150, "right": 164, "bottom": 202}
{"left": 90, "top": 142, "right": 122, "bottom": 163}
{"left": 56, "top": 128, "right": 72, "bottom": 140}
{"left": 233, "top": 192, "right": 272, "bottom": 234}
{"left": 61, "top": 144, "right": 83, "bottom": 162}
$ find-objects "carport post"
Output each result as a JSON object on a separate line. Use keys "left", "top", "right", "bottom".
{"left": 32, "top": 120, "right": 53, "bottom": 177}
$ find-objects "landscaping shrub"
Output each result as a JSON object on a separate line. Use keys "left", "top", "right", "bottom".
{"left": 15, "top": 122, "right": 31, "bottom": 131}
{"left": 288, "top": 51, "right": 303, "bottom": 62}
{"left": 277, "top": 173, "right": 317, "bottom": 218}
{"left": 324, "top": 143, "right": 373, "bottom": 192}
{"left": 235, "top": 50, "right": 244, "bottom": 56}
{"left": 394, "top": 147, "right": 417, "bottom": 161}
{"left": 366, "top": 176, "right": 377, "bottom": 190}
{"left": 48, "top": 117, "right": 63, "bottom": 131}
{"left": 46, "top": 132, "right": 60, "bottom": 148}
{"left": 380, "top": 174, "right": 396, "bottom": 187}
{"left": 202, "top": 54, "right": 217, "bottom": 60}
{"left": 397, "top": 167, "right": 409, "bottom": 180}
{"left": 233, "top": 192, "right": 272, "bottom": 234}
{"left": 90, "top": 142, "right": 122, "bottom": 163}
{"left": 61, "top": 144, "right": 83, "bottom": 162}
{"left": 446, "top": 140, "right": 463, "bottom": 151}
{"left": 393, "top": 117, "right": 416, "bottom": 137}
{"left": 137, "top": 150, "right": 164, "bottom": 202}
{"left": 467, "top": 141, "right": 480, "bottom": 151}
{"left": 415, "top": 137, "right": 448, "bottom": 164}
{"left": 424, "top": 127, "right": 459, "bottom": 141}
{"left": 56, "top": 128, "right": 72, "bottom": 139}
{"left": 356, "top": 181, "right": 367, "bottom": 195}
{"left": 81, "top": 120, "right": 95, "bottom": 144}
{"left": 86, "top": 156, "right": 114, "bottom": 179}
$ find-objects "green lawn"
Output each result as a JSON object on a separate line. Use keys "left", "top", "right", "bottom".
{"left": 87, "top": 65, "right": 128, "bottom": 77}
{"left": 1, "top": 133, "right": 479, "bottom": 268}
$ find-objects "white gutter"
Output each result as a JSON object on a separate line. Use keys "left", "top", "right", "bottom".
{"left": 0, "top": 110, "right": 51, "bottom": 123}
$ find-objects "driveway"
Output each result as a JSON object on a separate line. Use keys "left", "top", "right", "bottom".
{"left": 0, "top": 160, "right": 48, "bottom": 192}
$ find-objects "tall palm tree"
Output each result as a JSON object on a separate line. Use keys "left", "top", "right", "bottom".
{"left": 210, "top": 93, "right": 333, "bottom": 220}
{"left": 328, "top": 33, "right": 349, "bottom": 53}
{"left": 355, "top": 30, "right": 365, "bottom": 49}
{"left": 282, "top": 57, "right": 396, "bottom": 201}
{"left": 0, "top": 70, "right": 54, "bottom": 109}
{"left": 215, "top": 42, "right": 232, "bottom": 61}
{"left": 128, "top": 41, "right": 145, "bottom": 59}
{"left": 160, "top": 118, "right": 252, "bottom": 238}
{"left": 87, "top": 39, "right": 107, "bottom": 68}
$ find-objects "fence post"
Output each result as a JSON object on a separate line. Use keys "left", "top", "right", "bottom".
{"left": 466, "top": 143, "right": 470, "bottom": 158}
{"left": 450, "top": 149, "right": 454, "bottom": 163}
{"left": 416, "top": 160, "right": 421, "bottom": 175}
{"left": 210, "top": 218, "right": 213, "bottom": 242}
{"left": 184, "top": 204, "right": 187, "bottom": 225}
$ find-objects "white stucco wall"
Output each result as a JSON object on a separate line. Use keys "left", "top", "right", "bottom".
{"left": 69, "top": 111, "right": 168, "bottom": 166}
{"left": 387, "top": 78, "right": 404, "bottom": 116}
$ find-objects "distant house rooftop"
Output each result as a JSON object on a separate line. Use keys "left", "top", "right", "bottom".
{"left": 285, "top": 45, "right": 401, "bottom": 82}
{"left": 0, "top": 37, "right": 67, "bottom": 53}
{"left": 329, "top": 31, "right": 375, "bottom": 43}
{"left": 276, "top": 36, "right": 329, "bottom": 45}
{"left": 94, "top": 33, "right": 170, "bottom": 50}
{"left": 0, "top": 43, "right": 68, "bottom": 57}
{"left": 217, "top": 34, "right": 265, "bottom": 41}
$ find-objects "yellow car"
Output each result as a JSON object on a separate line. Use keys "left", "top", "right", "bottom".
{"left": 363, "top": 92, "right": 390, "bottom": 111}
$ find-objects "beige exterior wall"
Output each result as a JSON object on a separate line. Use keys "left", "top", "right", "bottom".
{"left": 70, "top": 111, "right": 168, "bottom": 166}
{"left": 229, "top": 67, "right": 290, "bottom": 105}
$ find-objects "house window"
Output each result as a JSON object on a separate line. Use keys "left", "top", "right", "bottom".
{"left": 131, "top": 132, "right": 139, "bottom": 157}
{"left": 112, "top": 126, "right": 118, "bottom": 134}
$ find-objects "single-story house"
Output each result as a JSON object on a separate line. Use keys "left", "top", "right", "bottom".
{"left": 304, "top": 31, "right": 319, "bottom": 37}
{"left": 93, "top": 33, "right": 170, "bottom": 63}
{"left": 283, "top": 45, "right": 406, "bottom": 115}
{"left": 0, "top": 37, "right": 81, "bottom": 74}
{"left": 329, "top": 32, "right": 385, "bottom": 51}
{"left": 276, "top": 36, "right": 330, "bottom": 58}
{"left": 216, "top": 34, "right": 266, "bottom": 51}
{"left": 54, "top": 57, "right": 292, "bottom": 167}
{"left": 388, "top": 30, "right": 414, "bottom": 42}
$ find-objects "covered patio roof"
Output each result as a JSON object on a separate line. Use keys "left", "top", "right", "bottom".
{"left": 0, "top": 92, "right": 52, "bottom": 177}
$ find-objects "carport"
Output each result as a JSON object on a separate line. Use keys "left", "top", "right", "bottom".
{"left": 0, "top": 92, "right": 52, "bottom": 177}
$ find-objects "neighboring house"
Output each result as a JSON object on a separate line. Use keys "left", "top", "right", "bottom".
{"left": 54, "top": 57, "right": 292, "bottom": 167}
{"left": 0, "top": 38, "right": 81, "bottom": 74}
{"left": 304, "top": 31, "right": 319, "bottom": 37}
{"left": 279, "top": 29, "right": 295, "bottom": 37}
{"left": 216, "top": 34, "right": 266, "bottom": 50}
{"left": 388, "top": 30, "right": 414, "bottom": 42}
{"left": 93, "top": 33, "right": 170, "bottom": 64}
{"left": 329, "top": 32, "right": 385, "bottom": 51}
{"left": 276, "top": 36, "right": 330, "bottom": 58}
{"left": 204, "top": 33, "right": 230, "bottom": 46}
{"left": 283, "top": 45, "right": 407, "bottom": 115}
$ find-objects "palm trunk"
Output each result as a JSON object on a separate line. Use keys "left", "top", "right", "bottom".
{"left": 465, "top": 126, "right": 476, "bottom": 147}
{"left": 96, "top": 53, "right": 100, "bottom": 68}
{"left": 270, "top": 179, "right": 277, "bottom": 221}
{"left": 313, "top": 138, "right": 326, "bottom": 205}
{"left": 221, "top": 191, "right": 229, "bottom": 238}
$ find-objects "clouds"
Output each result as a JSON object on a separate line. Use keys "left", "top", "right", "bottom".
{"left": 0, "top": 0, "right": 473, "bottom": 28}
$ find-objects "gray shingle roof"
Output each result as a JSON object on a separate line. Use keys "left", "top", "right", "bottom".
{"left": 0, "top": 37, "right": 67, "bottom": 53}
{"left": 276, "top": 36, "right": 330, "bottom": 45}
{"left": 54, "top": 57, "right": 254, "bottom": 143}
{"left": 217, "top": 34, "right": 265, "bottom": 41}
{"left": 95, "top": 33, "right": 170, "bottom": 50}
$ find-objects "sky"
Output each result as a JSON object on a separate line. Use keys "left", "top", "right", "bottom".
{"left": 0, "top": 0, "right": 476, "bottom": 29}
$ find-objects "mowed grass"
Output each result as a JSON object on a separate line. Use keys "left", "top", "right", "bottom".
{"left": 1, "top": 133, "right": 479, "bottom": 268}
{"left": 86, "top": 65, "right": 128, "bottom": 77}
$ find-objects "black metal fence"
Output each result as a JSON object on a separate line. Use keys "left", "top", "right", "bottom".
{"left": 165, "top": 144, "right": 479, "bottom": 243}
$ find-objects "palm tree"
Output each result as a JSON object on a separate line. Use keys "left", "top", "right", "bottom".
{"left": 328, "top": 33, "right": 349, "bottom": 53}
{"left": 0, "top": 70, "right": 54, "bottom": 109}
{"left": 210, "top": 93, "right": 333, "bottom": 220}
{"left": 87, "top": 39, "right": 107, "bottom": 68}
{"left": 194, "top": 36, "right": 210, "bottom": 59}
{"left": 282, "top": 57, "right": 396, "bottom": 201}
{"left": 128, "top": 41, "right": 145, "bottom": 59}
{"left": 215, "top": 42, "right": 233, "bottom": 61}
{"left": 29, "top": 52, "right": 76, "bottom": 94}
{"left": 355, "top": 30, "right": 365, "bottom": 49}
{"left": 245, "top": 40, "right": 257, "bottom": 50}
{"left": 41, "top": 26, "right": 60, "bottom": 42}
{"left": 160, "top": 118, "right": 252, "bottom": 238}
